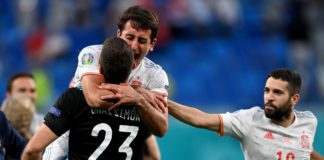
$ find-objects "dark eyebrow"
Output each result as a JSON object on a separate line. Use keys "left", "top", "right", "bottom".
{"left": 125, "top": 34, "right": 134, "bottom": 37}
{"left": 273, "top": 88, "right": 284, "bottom": 94}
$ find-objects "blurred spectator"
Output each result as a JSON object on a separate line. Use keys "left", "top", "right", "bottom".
{"left": 5, "top": 73, "right": 43, "bottom": 134}
{"left": 1, "top": 94, "right": 35, "bottom": 141}
{"left": 24, "top": 20, "right": 70, "bottom": 67}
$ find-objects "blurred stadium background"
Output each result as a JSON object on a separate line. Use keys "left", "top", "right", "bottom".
{"left": 0, "top": 0, "right": 323, "bottom": 159}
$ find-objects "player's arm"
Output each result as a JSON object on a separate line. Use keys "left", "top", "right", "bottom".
{"left": 22, "top": 124, "right": 58, "bottom": 160}
{"left": 132, "top": 85, "right": 167, "bottom": 113}
{"left": 75, "top": 47, "right": 115, "bottom": 109}
{"left": 81, "top": 74, "right": 115, "bottom": 109}
{"left": 99, "top": 83, "right": 168, "bottom": 137}
{"left": 168, "top": 100, "right": 220, "bottom": 131}
{"left": 143, "top": 135, "right": 160, "bottom": 160}
{"left": 311, "top": 150, "right": 324, "bottom": 160}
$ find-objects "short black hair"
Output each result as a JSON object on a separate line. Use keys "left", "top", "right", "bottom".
{"left": 99, "top": 37, "right": 133, "bottom": 84}
{"left": 117, "top": 5, "right": 159, "bottom": 42}
{"left": 268, "top": 68, "right": 301, "bottom": 95}
{"left": 6, "top": 73, "right": 35, "bottom": 92}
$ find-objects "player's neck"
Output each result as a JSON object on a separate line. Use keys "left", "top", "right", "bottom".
{"left": 271, "top": 111, "right": 295, "bottom": 128}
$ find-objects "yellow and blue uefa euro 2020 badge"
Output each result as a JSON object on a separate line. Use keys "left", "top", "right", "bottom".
{"left": 82, "top": 53, "right": 94, "bottom": 65}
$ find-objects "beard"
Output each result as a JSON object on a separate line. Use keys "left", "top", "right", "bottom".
{"left": 264, "top": 100, "right": 292, "bottom": 121}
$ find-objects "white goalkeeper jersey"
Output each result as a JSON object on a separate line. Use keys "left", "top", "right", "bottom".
{"left": 218, "top": 107, "right": 317, "bottom": 160}
{"left": 43, "top": 44, "right": 169, "bottom": 159}
{"left": 71, "top": 44, "right": 169, "bottom": 94}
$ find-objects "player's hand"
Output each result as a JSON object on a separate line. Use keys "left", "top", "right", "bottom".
{"left": 99, "top": 83, "right": 143, "bottom": 110}
{"left": 132, "top": 85, "right": 167, "bottom": 113}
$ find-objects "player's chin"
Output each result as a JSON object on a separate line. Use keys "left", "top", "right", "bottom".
{"left": 264, "top": 105, "right": 275, "bottom": 113}
{"left": 264, "top": 108, "right": 275, "bottom": 118}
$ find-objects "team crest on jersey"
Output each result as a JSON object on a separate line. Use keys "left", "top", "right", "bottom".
{"left": 282, "top": 136, "right": 292, "bottom": 145}
{"left": 301, "top": 132, "right": 310, "bottom": 149}
{"left": 82, "top": 53, "right": 94, "bottom": 65}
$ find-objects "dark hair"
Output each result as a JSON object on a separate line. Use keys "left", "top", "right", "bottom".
{"left": 100, "top": 37, "right": 134, "bottom": 84}
{"left": 117, "top": 5, "right": 159, "bottom": 42}
{"left": 6, "top": 73, "right": 35, "bottom": 92}
{"left": 268, "top": 69, "right": 301, "bottom": 95}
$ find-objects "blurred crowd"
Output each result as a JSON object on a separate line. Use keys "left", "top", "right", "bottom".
{"left": 1, "top": 0, "right": 324, "bottom": 110}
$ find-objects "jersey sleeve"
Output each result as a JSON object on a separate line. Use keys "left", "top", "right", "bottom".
{"left": 147, "top": 68, "right": 169, "bottom": 95}
{"left": 72, "top": 45, "right": 102, "bottom": 88}
{"left": 305, "top": 111, "right": 318, "bottom": 151}
{"left": 218, "top": 107, "right": 259, "bottom": 140}
{"left": 311, "top": 117, "right": 317, "bottom": 152}
{"left": 44, "top": 89, "right": 80, "bottom": 136}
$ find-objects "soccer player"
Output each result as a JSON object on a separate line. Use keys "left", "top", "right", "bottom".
{"left": 168, "top": 69, "right": 323, "bottom": 160}
{"left": 43, "top": 5, "right": 168, "bottom": 160}
{"left": 22, "top": 37, "right": 160, "bottom": 159}
{"left": 0, "top": 110, "right": 26, "bottom": 160}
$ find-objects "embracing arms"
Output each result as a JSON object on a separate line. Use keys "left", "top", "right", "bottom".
{"left": 99, "top": 83, "right": 168, "bottom": 137}
{"left": 81, "top": 75, "right": 115, "bottom": 109}
{"left": 82, "top": 75, "right": 167, "bottom": 113}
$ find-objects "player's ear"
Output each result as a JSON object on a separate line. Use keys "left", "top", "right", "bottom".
{"left": 291, "top": 93, "right": 300, "bottom": 106}
{"left": 150, "top": 38, "right": 157, "bottom": 52}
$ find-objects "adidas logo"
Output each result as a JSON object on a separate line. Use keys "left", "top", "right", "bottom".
{"left": 264, "top": 131, "right": 275, "bottom": 139}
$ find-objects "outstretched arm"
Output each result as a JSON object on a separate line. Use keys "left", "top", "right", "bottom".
{"left": 311, "top": 151, "right": 324, "bottom": 160}
{"left": 168, "top": 100, "right": 220, "bottom": 131}
{"left": 22, "top": 124, "right": 58, "bottom": 160}
{"left": 99, "top": 83, "right": 168, "bottom": 137}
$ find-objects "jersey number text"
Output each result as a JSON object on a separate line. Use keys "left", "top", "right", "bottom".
{"left": 89, "top": 123, "right": 139, "bottom": 160}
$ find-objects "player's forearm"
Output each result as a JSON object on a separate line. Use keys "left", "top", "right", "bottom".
{"left": 82, "top": 75, "right": 114, "bottom": 108}
{"left": 22, "top": 137, "right": 43, "bottom": 160}
{"left": 168, "top": 100, "right": 219, "bottom": 131}
{"left": 22, "top": 124, "right": 58, "bottom": 160}
{"left": 132, "top": 86, "right": 167, "bottom": 113}
{"left": 168, "top": 100, "right": 201, "bottom": 126}
{"left": 21, "top": 151, "right": 41, "bottom": 160}
{"left": 84, "top": 88, "right": 114, "bottom": 108}
{"left": 136, "top": 97, "right": 168, "bottom": 137}
{"left": 22, "top": 141, "right": 42, "bottom": 160}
